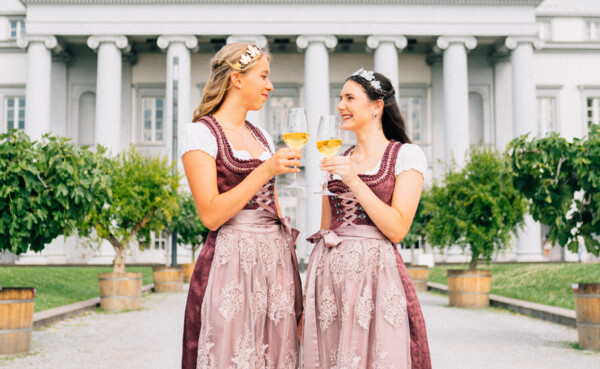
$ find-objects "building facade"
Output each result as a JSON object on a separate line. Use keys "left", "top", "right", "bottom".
{"left": 1, "top": 0, "right": 598, "bottom": 265}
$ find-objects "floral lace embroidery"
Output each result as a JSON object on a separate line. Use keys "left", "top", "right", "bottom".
{"left": 252, "top": 279, "right": 267, "bottom": 320}
{"left": 383, "top": 284, "right": 407, "bottom": 328}
{"left": 365, "top": 240, "right": 381, "bottom": 275}
{"left": 215, "top": 228, "right": 235, "bottom": 266}
{"left": 219, "top": 281, "right": 243, "bottom": 322}
{"left": 230, "top": 327, "right": 254, "bottom": 369}
{"left": 372, "top": 334, "right": 395, "bottom": 369}
{"left": 341, "top": 293, "right": 350, "bottom": 322}
{"left": 379, "top": 243, "right": 396, "bottom": 271}
{"left": 268, "top": 282, "right": 292, "bottom": 324}
{"left": 318, "top": 286, "right": 338, "bottom": 331}
{"left": 277, "top": 237, "right": 289, "bottom": 267}
{"left": 196, "top": 322, "right": 217, "bottom": 369}
{"left": 329, "top": 248, "right": 345, "bottom": 286}
{"left": 338, "top": 342, "right": 361, "bottom": 369}
{"left": 356, "top": 286, "right": 374, "bottom": 329}
{"left": 258, "top": 236, "right": 274, "bottom": 273}
{"left": 330, "top": 346, "right": 339, "bottom": 367}
{"left": 239, "top": 235, "right": 257, "bottom": 274}
{"left": 254, "top": 334, "right": 274, "bottom": 369}
{"left": 283, "top": 350, "right": 298, "bottom": 369}
{"left": 345, "top": 247, "right": 363, "bottom": 283}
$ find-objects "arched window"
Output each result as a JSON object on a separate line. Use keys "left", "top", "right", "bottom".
{"left": 469, "top": 92, "right": 484, "bottom": 146}
{"left": 78, "top": 91, "right": 96, "bottom": 146}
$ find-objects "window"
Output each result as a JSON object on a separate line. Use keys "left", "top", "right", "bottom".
{"left": 537, "top": 97, "right": 556, "bottom": 137}
{"left": 587, "top": 97, "right": 600, "bottom": 128}
{"left": 141, "top": 96, "right": 164, "bottom": 144}
{"left": 400, "top": 96, "right": 424, "bottom": 143}
{"left": 9, "top": 20, "right": 25, "bottom": 40}
{"left": 151, "top": 232, "right": 168, "bottom": 251}
{"left": 536, "top": 21, "right": 552, "bottom": 41}
{"left": 4, "top": 97, "right": 25, "bottom": 131}
{"left": 585, "top": 21, "right": 600, "bottom": 41}
{"left": 263, "top": 85, "right": 299, "bottom": 148}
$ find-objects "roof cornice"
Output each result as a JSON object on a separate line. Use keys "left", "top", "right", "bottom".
{"left": 19, "top": 0, "right": 543, "bottom": 6}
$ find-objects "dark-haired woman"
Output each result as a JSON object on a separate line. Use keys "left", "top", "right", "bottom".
{"left": 180, "top": 42, "right": 302, "bottom": 369}
{"left": 301, "top": 68, "right": 431, "bottom": 369}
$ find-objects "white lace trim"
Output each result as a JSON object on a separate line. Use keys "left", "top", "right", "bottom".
{"left": 179, "top": 122, "right": 275, "bottom": 160}
{"left": 332, "top": 143, "right": 428, "bottom": 180}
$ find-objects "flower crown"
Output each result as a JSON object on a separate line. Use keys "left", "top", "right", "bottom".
{"left": 351, "top": 68, "right": 386, "bottom": 95}
{"left": 231, "top": 43, "right": 262, "bottom": 70}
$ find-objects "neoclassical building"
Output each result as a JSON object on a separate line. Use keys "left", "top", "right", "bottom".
{"left": 1, "top": 0, "right": 598, "bottom": 265}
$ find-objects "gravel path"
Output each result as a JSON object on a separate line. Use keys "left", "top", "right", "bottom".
{"left": 1, "top": 287, "right": 598, "bottom": 368}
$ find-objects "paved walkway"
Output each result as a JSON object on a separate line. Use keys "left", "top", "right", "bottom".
{"left": 1, "top": 287, "right": 598, "bottom": 368}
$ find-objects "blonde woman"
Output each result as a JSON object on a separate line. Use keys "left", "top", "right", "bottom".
{"left": 180, "top": 43, "right": 302, "bottom": 369}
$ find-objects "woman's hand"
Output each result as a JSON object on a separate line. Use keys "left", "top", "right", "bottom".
{"left": 263, "top": 148, "right": 302, "bottom": 177}
{"left": 320, "top": 155, "right": 359, "bottom": 186}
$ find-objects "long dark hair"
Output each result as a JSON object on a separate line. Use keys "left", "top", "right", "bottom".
{"left": 347, "top": 71, "right": 412, "bottom": 144}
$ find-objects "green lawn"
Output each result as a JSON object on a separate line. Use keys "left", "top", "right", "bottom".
{"left": 429, "top": 263, "right": 600, "bottom": 310}
{"left": 0, "top": 266, "right": 154, "bottom": 312}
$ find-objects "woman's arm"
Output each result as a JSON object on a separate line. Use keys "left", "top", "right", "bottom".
{"left": 320, "top": 156, "right": 423, "bottom": 243}
{"left": 182, "top": 148, "right": 300, "bottom": 230}
{"left": 346, "top": 170, "right": 422, "bottom": 243}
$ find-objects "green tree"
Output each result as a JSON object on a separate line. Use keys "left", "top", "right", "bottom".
{"left": 424, "top": 146, "right": 527, "bottom": 270}
{"left": 173, "top": 192, "right": 209, "bottom": 262}
{"left": 403, "top": 189, "right": 431, "bottom": 253}
{"left": 80, "top": 147, "right": 180, "bottom": 273}
{"left": 0, "top": 130, "right": 111, "bottom": 288}
{"left": 508, "top": 125, "right": 600, "bottom": 256}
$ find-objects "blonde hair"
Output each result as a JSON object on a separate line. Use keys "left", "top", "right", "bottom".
{"left": 192, "top": 42, "right": 271, "bottom": 122}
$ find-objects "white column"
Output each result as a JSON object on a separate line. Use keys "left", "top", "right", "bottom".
{"left": 436, "top": 36, "right": 477, "bottom": 167}
{"left": 506, "top": 36, "right": 545, "bottom": 262}
{"left": 87, "top": 36, "right": 129, "bottom": 153}
{"left": 427, "top": 54, "right": 445, "bottom": 180}
{"left": 17, "top": 35, "right": 58, "bottom": 141}
{"left": 226, "top": 35, "right": 268, "bottom": 125}
{"left": 366, "top": 35, "right": 407, "bottom": 101}
{"left": 296, "top": 35, "right": 337, "bottom": 240}
{"left": 157, "top": 35, "right": 198, "bottom": 162}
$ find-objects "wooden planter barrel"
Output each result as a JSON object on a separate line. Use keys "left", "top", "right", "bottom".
{"left": 182, "top": 263, "right": 195, "bottom": 283}
{"left": 447, "top": 269, "right": 491, "bottom": 308}
{"left": 407, "top": 266, "right": 429, "bottom": 292}
{"left": 573, "top": 283, "right": 600, "bottom": 350}
{"left": 0, "top": 287, "right": 35, "bottom": 354}
{"left": 152, "top": 266, "right": 184, "bottom": 293}
{"left": 98, "top": 272, "right": 142, "bottom": 311}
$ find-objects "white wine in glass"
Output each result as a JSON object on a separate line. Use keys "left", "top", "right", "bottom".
{"left": 315, "top": 115, "right": 342, "bottom": 196}
{"left": 283, "top": 107, "right": 309, "bottom": 188}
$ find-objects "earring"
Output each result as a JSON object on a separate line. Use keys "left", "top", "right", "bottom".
{"left": 373, "top": 112, "right": 377, "bottom": 118}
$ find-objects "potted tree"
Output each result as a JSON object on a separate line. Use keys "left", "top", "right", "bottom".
{"left": 424, "top": 146, "right": 527, "bottom": 308}
{"left": 79, "top": 146, "right": 179, "bottom": 310}
{"left": 508, "top": 125, "right": 600, "bottom": 350}
{"left": 171, "top": 191, "right": 209, "bottom": 283}
{"left": 404, "top": 189, "right": 432, "bottom": 292}
{"left": 0, "top": 130, "right": 110, "bottom": 354}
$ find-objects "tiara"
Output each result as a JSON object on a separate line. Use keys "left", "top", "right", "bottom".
{"left": 351, "top": 68, "right": 384, "bottom": 93}
{"left": 231, "top": 44, "right": 262, "bottom": 70}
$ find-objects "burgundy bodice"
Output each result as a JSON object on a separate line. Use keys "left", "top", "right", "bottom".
{"left": 327, "top": 140, "right": 402, "bottom": 229}
{"left": 198, "top": 115, "right": 277, "bottom": 213}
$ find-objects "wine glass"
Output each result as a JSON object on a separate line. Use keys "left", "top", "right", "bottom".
{"left": 314, "top": 115, "right": 342, "bottom": 196}
{"left": 282, "top": 107, "right": 309, "bottom": 188}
